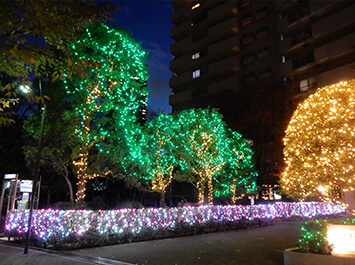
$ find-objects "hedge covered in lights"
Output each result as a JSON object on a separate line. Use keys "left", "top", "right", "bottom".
{"left": 6, "top": 202, "right": 344, "bottom": 249}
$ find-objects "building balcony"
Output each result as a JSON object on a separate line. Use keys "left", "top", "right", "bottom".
{"left": 171, "top": 20, "right": 192, "bottom": 41}
{"left": 208, "top": 1, "right": 238, "bottom": 20}
{"left": 209, "top": 76, "right": 239, "bottom": 94}
{"left": 241, "top": 35, "right": 254, "bottom": 45}
{"left": 169, "top": 71, "right": 191, "bottom": 88}
{"left": 240, "top": 16, "right": 253, "bottom": 27}
{"left": 208, "top": 16, "right": 239, "bottom": 37}
{"left": 208, "top": 35, "right": 240, "bottom": 55}
{"left": 240, "top": 0, "right": 251, "bottom": 9}
{"left": 314, "top": 33, "right": 355, "bottom": 62}
{"left": 255, "top": 9, "right": 268, "bottom": 20}
{"left": 257, "top": 50, "right": 271, "bottom": 60}
{"left": 170, "top": 36, "right": 191, "bottom": 57}
{"left": 312, "top": 6, "right": 355, "bottom": 36}
{"left": 170, "top": 53, "right": 191, "bottom": 72}
{"left": 208, "top": 55, "right": 241, "bottom": 74}
{"left": 171, "top": 4, "right": 191, "bottom": 25}
{"left": 281, "top": 48, "right": 355, "bottom": 80}
{"left": 171, "top": 0, "right": 192, "bottom": 10}
{"left": 256, "top": 29, "right": 269, "bottom": 39}
{"left": 242, "top": 55, "right": 255, "bottom": 65}
{"left": 259, "top": 71, "right": 272, "bottom": 80}
{"left": 169, "top": 89, "right": 192, "bottom": 105}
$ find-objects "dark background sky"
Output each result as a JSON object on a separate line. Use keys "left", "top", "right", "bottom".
{"left": 110, "top": 0, "right": 174, "bottom": 113}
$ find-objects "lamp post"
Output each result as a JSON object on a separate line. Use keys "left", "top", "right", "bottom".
{"left": 20, "top": 79, "right": 46, "bottom": 254}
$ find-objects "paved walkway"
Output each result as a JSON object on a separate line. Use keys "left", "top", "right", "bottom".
{"left": 0, "top": 221, "right": 301, "bottom": 265}
{"left": 72, "top": 221, "right": 300, "bottom": 265}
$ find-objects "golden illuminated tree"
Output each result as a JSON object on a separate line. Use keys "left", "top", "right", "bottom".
{"left": 280, "top": 79, "right": 355, "bottom": 210}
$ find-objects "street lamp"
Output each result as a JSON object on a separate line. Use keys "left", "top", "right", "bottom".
{"left": 20, "top": 79, "right": 46, "bottom": 254}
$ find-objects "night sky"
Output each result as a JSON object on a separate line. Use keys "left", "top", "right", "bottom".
{"left": 109, "top": 0, "right": 174, "bottom": 113}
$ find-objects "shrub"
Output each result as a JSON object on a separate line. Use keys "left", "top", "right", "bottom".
{"left": 297, "top": 220, "right": 332, "bottom": 255}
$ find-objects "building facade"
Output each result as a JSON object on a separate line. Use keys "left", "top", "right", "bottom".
{"left": 169, "top": 0, "right": 355, "bottom": 183}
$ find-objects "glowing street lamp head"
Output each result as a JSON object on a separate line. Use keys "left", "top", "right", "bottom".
{"left": 19, "top": 85, "right": 31, "bottom": 94}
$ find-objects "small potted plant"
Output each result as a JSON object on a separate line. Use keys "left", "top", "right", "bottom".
{"left": 284, "top": 219, "right": 355, "bottom": 265}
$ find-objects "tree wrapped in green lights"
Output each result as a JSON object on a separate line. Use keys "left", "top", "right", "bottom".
{"left": 172, "top": 108, "right": 230, "bottom": 204}
{"left": 280, "top": 79, "right": 355, "bottom": 210}
{"left": 142, "top": 114, "right": 178, "bottom": 206}
{"left": 215, "top": 130, "right": 258, "bottom": 203}
{"left": 64, "top": 23, "right": 148, "bottom": 202}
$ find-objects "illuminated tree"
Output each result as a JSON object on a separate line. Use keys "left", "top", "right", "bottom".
{"left": 215, "top": 130, "right": 258, "bottom": 203}
{"left": 143, "top": 114, "right": 177, "bottom": 206}
{"left": 172, "top": 108, "right": 229, "bottom": 204}
{"left": 280, "top": 79, "right": 355, "bottom": 209}
{"left": 0, "top": 0, "right": 118, "bottom": 125}
{"left": 64, "top": 23, "right": 148, "bottom": 202}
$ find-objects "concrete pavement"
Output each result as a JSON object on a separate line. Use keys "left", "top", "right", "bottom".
{"left": 0, "top": 241, "right": 133, "bottom": 265}
{"left": 0, "top": 221, "right": 301, "bottom": 265}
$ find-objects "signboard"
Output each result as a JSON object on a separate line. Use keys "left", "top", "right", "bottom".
{"left": 4, "top": 174, "right": 17, "bottom": 179}
{"left": 17, "top": 200, "right": 28, "bottom": 209}
{"left": 20, "top": 180, "right": 33, "bottom": 193}
{"left": 328, "top": 224, "right": 355, "bottom": 255}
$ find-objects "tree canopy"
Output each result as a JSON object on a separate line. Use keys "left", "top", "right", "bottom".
{"left": 280, "top": 79, "right": 355, "bottom": 206}
{"left": 170, "top": 108, "right": 258, "bottom": 204}
{"left": 64, "top": 23, "right": 148, "bottom": 201}
{"left": 0, "top": 0, "right": 118, "bottom": 125}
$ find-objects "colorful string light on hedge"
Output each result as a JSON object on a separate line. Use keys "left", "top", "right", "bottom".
{"left": 63, "top": 23, "right": 148, "bottom": 201}
{"left": 5, "top": 202, "right": 344, "bottom": 244}
{"left": 281, "top": 79, "right": 355, "bottom": 207}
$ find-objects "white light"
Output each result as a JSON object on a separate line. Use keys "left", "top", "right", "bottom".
{"left": 328, "top": 224, "right": 355, "bottom": 255}
{"left": 19, "top": 85, "right": 31, "bottom": 94}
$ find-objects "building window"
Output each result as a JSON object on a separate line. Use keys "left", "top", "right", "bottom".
{"left": 300, "top": 76, "right": 316, "bottom": 92}
{"left": 192, "top": 52, "right": 200, "bottom": 60}
{"left": 192, "top": 69, "right": 200, "bottom": 79}
{"left": 191, "top": 3, "right": 200, "bottom": 10}
{"left": 300, "top": 79, "right": 308, "bottom": 92}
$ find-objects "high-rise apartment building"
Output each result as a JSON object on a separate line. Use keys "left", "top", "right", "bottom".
{"left": 277, "top": 0, "right": 355, "bottom": 108}
{"left": 169, "top": 0, "right": 355, "bottom": 182}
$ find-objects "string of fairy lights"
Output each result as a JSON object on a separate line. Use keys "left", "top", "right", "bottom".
{"left": 63, "top": 23, "right": 148, "bottom": 201}
{"left": 168, "top": 108, "right": 258, "bottom": 204}
{"left": 280, "top": 80, "right": 355, "bottom": 210}
{"left": 6, "top": 202, "right": 344, "bottom": 242}
{"left": 61, "top": 23, "right": 258, "bottom": 204}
